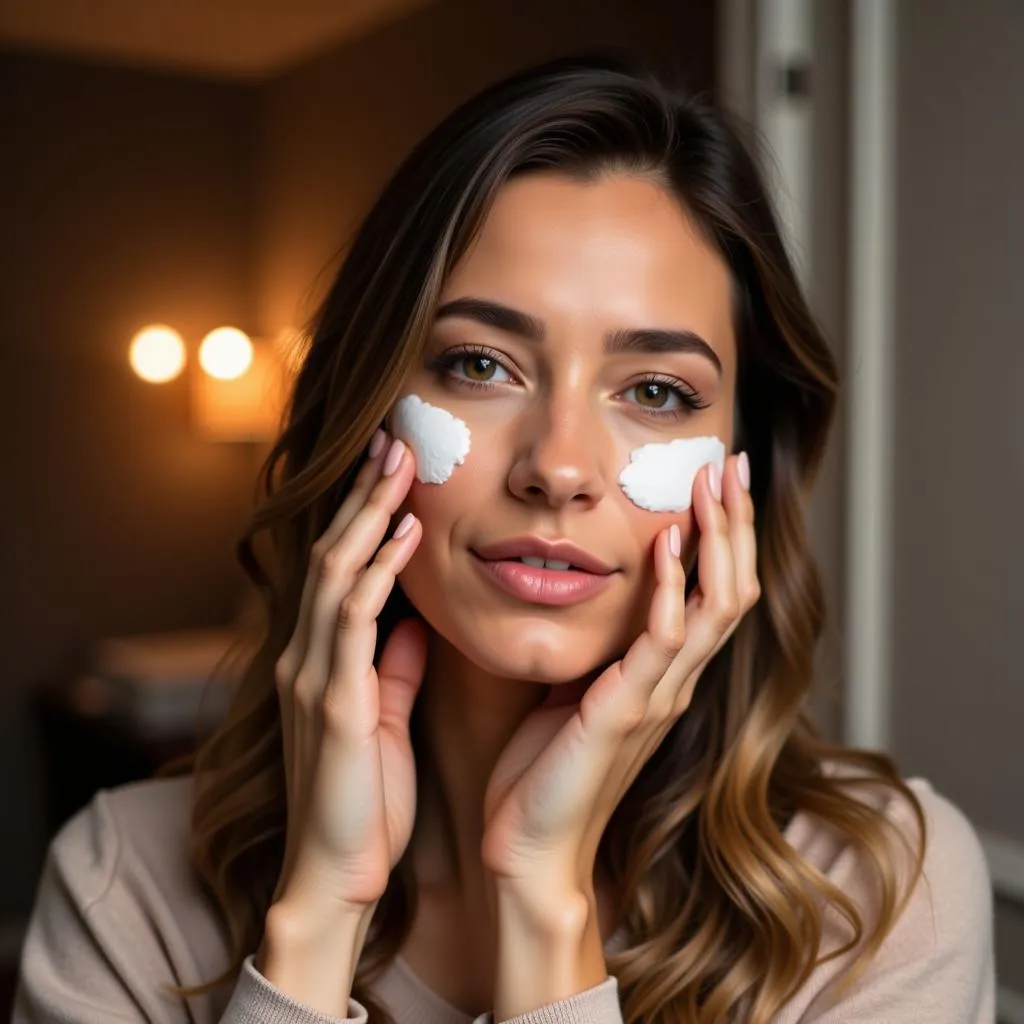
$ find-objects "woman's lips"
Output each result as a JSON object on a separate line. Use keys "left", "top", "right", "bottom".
{"left": 471, "top": 553, "right": 616, "bottom": 606}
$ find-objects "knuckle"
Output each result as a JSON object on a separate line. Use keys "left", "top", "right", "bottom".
{"left": 318, "top": 546, "right": 345, "bottom": 583}
{"left": 337, "top": 593, "right": 369, "bottom": 629}
{"left": 661, "top": 621, "right": 686, "bottom": 656}
{"left": 309, "top": 542, "right": 334, "bottom": 581}
{"left": 713, "top": 596, "right": 739, "bottom": 629}
{"left": 673, "top": 686, "right": 696, "bottom": 718}
{"left": 617, "top": 703, "right": 647, "bottom": 735}
{"left": 744, "top": 581, "right": 762, "bottom": 608}
{"left": 291, "top": 671, "right": 319, "bottom": 714}
{"left": 320, "top": 689, "right": 352, "bottom": 735}
{"left": 648, "top": 693, "right": 674, "bottom": 724}
{"left": 274, "top": 654, "right": 295, "bottom": 691}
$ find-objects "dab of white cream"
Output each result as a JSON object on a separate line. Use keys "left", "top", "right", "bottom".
{"left": 391, "top": 395, "right": 471, "bottom": 484}
{"left": 618, "top": 436, "right": 726, "bottom": 512}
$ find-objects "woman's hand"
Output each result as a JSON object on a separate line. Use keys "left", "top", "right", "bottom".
{"left": 481, "top": 454, "right": 759, "bottom": 902}
{"left": 271, "top": 431, "right": 427, "bottom": 916}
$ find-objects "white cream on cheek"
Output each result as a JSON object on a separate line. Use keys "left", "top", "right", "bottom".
{"left": 391, "top": 393, "right": 725, "bottom": 512}
{"left": 391, "top": 394, "right": 471, "bottom": 483}
{"left": 618, "top": 436, "right": 726, "bottom": 512}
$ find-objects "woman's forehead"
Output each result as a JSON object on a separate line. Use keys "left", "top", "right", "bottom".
{"left": 440, "top": 172, "right": 736, "bottom": 372}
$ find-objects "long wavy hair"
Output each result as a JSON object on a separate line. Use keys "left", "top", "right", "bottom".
{"left": 161, "top": 56, "right": 925, "bottom": 1022}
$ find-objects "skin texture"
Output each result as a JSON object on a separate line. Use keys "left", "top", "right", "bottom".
{"left": 371, "top": 172, "right": 756, "bottom": 1014}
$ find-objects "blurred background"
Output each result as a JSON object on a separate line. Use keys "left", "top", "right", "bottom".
{"left": 0, "top": 0, "right": 1020, "bottom": 1019}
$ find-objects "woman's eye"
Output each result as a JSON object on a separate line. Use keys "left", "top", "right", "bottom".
{"left": 629, "top": 381, "right": 681, "bottom": 410}
{"left": 456, "top": 355, "right": 511, "bottom": 383}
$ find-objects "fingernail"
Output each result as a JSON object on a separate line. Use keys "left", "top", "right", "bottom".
{"left": 383, "top": 439, "right": 406, "bottom": 477}
{"left": 393, "top": 512, "right": 416, "bottom": 539}
{"left": 368, "top": 429, "right": 387, "bottom": 460}
{"left": 708, "top": 462, "right": 722, "bottom": 502}
{"left": 737, "top": 451, "right": 750, "bottom": 492}
{"left": 669, "top": 523, "right": 681, "bottom": 558}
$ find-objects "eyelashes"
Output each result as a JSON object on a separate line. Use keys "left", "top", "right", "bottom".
{"left": 425, "top": 344, "right": 711, "bottom": 420}
{"left": 631, "top": 374, "right": 711, "bottom": 415}
{"left": 426, "top": 345, "right": 514, "bottom": 387}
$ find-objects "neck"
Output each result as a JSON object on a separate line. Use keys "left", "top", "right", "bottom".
{"left": 407, "top": 631, "right": 622, "bottom": 959}
{"left": 412, "top": 633, "right": 547, "bottom": 896}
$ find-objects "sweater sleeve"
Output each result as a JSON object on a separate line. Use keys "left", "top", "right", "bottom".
{"left": 217, "top": 957, "right": 368, "bottom": 1024}
{"left": 11, "top": 794, "right": 369, "bottom": 1024}
{"left": 479, "top": 975, "right": 623, "bottom": 1024}
{"left": 798, "top": 783, "right": 996, "bottom": 1023}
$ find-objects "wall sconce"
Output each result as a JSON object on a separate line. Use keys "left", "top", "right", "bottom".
{"left": 129, "top": 323, "right": 291, "bottom": 442}
{"left": 128, "top": 325, "right": 186, "bottom": 383}
{"left": 192, "top": 329, "right": 287, "bottom": 443}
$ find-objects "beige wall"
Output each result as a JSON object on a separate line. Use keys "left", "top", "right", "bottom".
{"left": 806, "top": 0, "right": 850, "bottom": 742}
{"left": 890, "top": 0, "right": 1024, "bottom": 998}
{"left": 891, "top": 0, "right": 1023, "bottom": 848}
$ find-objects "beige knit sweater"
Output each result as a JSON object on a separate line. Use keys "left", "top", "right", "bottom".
{"left": 13, "top": 774, "right": 995, "bottom": 1023}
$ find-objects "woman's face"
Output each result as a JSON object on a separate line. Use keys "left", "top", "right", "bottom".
{"left": 390, "top": 171, "right": 737, "bottom": 683}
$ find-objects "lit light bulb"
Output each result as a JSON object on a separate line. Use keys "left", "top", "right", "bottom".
{"left": 199, "top": 327, "right": 253, "bottom": 381}
{"left": 128, "top": 325, "right": 186, "bottom": 383}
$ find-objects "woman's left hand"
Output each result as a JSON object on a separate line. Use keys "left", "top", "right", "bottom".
{"left": 481, "top": 453, "right": 760, "bottom": 905}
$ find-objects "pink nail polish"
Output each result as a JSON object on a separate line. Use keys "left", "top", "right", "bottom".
{"left": 737, "top": 451, "right": 750, "bottom": 492}
{"left": 708, "top": 462, "right": 722, "bottom": 502}
{"left": 393, "top": 512, "right": 416, "bottom": 539}
{"left": 669, "top": 523, "right": 681, "bottom": 558}
{"left": 368, "top": 429, "right": 387, "bottom": 460}
{"left": 383, "top": 439, "right": 406, "bottom": 477}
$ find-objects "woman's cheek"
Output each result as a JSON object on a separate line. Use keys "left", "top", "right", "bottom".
{"left": 395, "top": 440, "right": 500, "bottom": 555}
{"left": 624, "top": 504, "right": 699, "bottom": 567}
{"left": 399, "top": 476, "right": 463, "bottom": 537}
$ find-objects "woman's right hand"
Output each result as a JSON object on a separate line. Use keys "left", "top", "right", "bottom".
{"left": 270, "top": 431, "right": 426, "bottom": 918}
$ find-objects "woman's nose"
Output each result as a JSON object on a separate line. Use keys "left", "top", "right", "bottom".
{"left": 506, "top": 403, "right": 608, "bottom": 509}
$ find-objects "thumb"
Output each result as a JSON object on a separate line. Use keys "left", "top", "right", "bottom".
{"left": 378, "top": 617, "right": 428, "bottom": 737}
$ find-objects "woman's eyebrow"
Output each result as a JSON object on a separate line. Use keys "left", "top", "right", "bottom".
{"left": 435, "top": 296, "right": 723, "bottom": 377}
{"left": 605, "top": 327, "right": 722, "bottom": 377}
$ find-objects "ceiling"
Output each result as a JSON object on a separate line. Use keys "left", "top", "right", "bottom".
{"left": 0, "top": 0, "right": 432, "bottom": 80}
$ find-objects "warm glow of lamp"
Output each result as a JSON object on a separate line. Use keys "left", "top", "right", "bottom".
{"left": 198, "top": 327, "right": 253, "bottom": 381}
{"left": 128, "top": 324, "right": 185, "bottom": 383}
{"left": 191, "top": 336, "right": 287, "bottom": 442}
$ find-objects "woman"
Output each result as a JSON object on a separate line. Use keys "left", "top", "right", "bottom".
{"left": 16, "top": 56, "right": 994, "bottom": 1024}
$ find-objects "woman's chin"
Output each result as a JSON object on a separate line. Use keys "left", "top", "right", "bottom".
{"left": 447, "top": 625, "right": 624, "bottom": 686}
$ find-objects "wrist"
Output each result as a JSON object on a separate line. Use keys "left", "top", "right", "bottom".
{"left": 257, "top": 897, "right": 377, "bottom": 1016}
{"left": 493, "top": 875, "right": 594, "bottom": 935}
{"left": 492, "top": 883, "right": 606, "bottom": 1021}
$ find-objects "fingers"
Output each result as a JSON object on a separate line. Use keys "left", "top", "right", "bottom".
{"left": 581, "top": 525, "right": 687, "bottom": 739}
{"left": 681, "top": 460, "right": 740, "bottom": 657}
{"left": 278, "top": 428, "right": 389, "bottom": 682}
{"left": 288, "top": 437, "right": 415, "bottom": 703}
{"left": 377, "top": 618, "right": 429, "bottom": 739}
{"left": 592, "top": 453, "right": 758, "bottom": 737}
{"left": 317, "top": 429, "right": 391, "bottom": 551}
{"left": 622, "top": 525, "right": 688, "bottom": 698}
{"left": 324, "top": 511, "right": 422, "bottom": 737}
{"left": 723, "top": 451, "right": 760, "bottom": 616}
{"left": 605, "top": 460, "right": 734, "bottom": 726}
{"left": 676, "top": 453, "right": 758, "bottom": 695}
